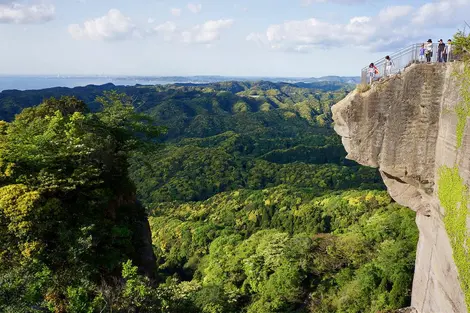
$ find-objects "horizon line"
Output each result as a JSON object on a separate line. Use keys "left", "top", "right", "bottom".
{"left": 0, "top": 74, "right": 360, "bottom": 79}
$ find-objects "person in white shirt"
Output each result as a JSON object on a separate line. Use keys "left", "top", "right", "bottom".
{"left": 385, "top": 56, "right": 394, "bottom": 77}
{"left": 444, "top": 39, "right": 452, "bottom": 62}
{"left": 368, "top": 63, "right": 379, "bottom": 84}
{"left": 425, "top": 39, "right": 433, "bottom": 63}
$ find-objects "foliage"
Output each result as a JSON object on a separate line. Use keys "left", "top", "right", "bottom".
{"left": 453, "top": 31, "right": 470, "bottom": 61}
{"left": 439, "top": 40, "right": 470, "bottom": 309}
{"left": 454, "top": 61, "right": 470, "bottom": 148}
{"left": 356, "top": 83, "right": 371, "bottom": 93}
{"left": 128, "top": 94, "right": 382, "bottom": 206}
{"left": 0, "top": 81, "right": 418, "bottom": 313}
{"left": 438, "top": 166, "right": 470, "bottom": 311}
{"left": 148, "top": 190, "right": 417, "bottom": 313}
{"left": 131, "top": 139, "right": 383, "bottom": 205}
{"left": 95, "top": 91, "right": 164, "bottom": 151}
{"left": 0, "top": 93, "right": 160, "bottom": 311}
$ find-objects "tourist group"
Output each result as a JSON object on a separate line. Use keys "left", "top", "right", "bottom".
{"left": 367, "top": 39, "right": 453, "bottom": 84}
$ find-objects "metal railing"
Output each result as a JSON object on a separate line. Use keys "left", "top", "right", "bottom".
{"left": 361, "top": 43, "right": 448, "bottom": 84}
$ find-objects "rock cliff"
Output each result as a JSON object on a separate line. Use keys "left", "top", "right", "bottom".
{"left": 332, "top": 62, "right": 470, "bottom": 313}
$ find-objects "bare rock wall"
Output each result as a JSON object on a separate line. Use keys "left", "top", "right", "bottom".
{"left": 332, "top": 63, "right": 469, "bottom": 313}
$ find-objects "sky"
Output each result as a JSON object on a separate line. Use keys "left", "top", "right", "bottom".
{"left": 0, "top": 0, "right": 468, "bottom": 77}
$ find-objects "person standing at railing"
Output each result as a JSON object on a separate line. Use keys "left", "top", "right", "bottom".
{"left": 385, "top": 56, "right": 394, "bottom": 77}
{"left": 438, "top": 39, "right": 446, "bottom": 62}
{"left": 444, "top": 39, "right": 452, "bottom": 62}
{"left": 419, "top": 43, "right": 426, "bottom": 63}
{"left": 368, "top": 63, "right": 379, "bottom": 84}
{"left": 425, "top": 39, "right": 433, "bottom": 62}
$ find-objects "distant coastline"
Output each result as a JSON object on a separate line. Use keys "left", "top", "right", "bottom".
{"left": 0, "top": 75, "right": 360, "bottom": 92}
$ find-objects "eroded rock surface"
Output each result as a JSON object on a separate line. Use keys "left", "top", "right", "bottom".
{"left": 332, "top": 63, "right": 470, "bottom": 313}
{"left": 393, "top": 308, "right": 419, "bottom": 313}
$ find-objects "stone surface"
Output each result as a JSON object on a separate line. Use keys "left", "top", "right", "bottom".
{"left": 332, "top": 63, "right": 469, "bottom": 313}
{"left": 393, "top": 308, "right": 419, "bottom": 313}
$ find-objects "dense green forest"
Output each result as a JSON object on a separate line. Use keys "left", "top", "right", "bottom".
{"left": 0, "top": 81, "right": 418, "bottom": 313}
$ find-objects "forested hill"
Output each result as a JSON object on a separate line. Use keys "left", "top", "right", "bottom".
{"left": 0, "top": 81, "right": 418, "bottom": 313}
{"left": 0, "top": 80, "right": 370, "bottom": 205}
{"left": 0, "top": 80, "right": 351, "bottom": 126}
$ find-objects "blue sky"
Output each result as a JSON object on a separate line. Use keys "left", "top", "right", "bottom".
{"left": 0, "top": 0, "right": 467, "bottom": 77}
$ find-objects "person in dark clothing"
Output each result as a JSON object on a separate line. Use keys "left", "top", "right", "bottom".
{"left": 438, "top": 39, "right": 445, "bottom": 62}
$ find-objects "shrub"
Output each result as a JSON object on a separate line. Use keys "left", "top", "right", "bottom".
{"left": 453, "top": 31, "right": 470, "bottom": 61}
{"left": 356, "top": 83, "right": 371, "bottom": 93}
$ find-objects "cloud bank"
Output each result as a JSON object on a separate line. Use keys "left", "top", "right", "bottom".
{"left": 68, "top": 9, "right": 137, "bottom": 41}
{"left": 69, "top": 8, "right": 234, "bottom": 46}
{"left": 248, "top": 0, "right": 470, "bottom": 52}
{"left": 0, "top": 1, "right": 55, "bottom": 24}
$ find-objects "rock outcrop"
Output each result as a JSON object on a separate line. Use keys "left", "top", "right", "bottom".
{"left": 332, "top": 62, "right": 470, "bottom": 313}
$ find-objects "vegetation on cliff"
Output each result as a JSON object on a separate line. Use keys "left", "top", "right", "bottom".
{"left": 438, "top": 30, "right": 470, "bottom": 311}
{"left": 451, "top": 29, "right": 470, "bottom": 149}
{"left": 454, "top": 29, "right": 470, "bottom": 149}
{"left": 438, "top": 167, "right": 470, "bottom": 308}
{"left": 0, "top": 82, "right": 418, "bottom": 312}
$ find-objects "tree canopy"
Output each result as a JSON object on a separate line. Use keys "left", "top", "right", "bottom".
{"left": 0, "top": 82, "right": 417, "bottom": 313}
{"left": 0, "top": 92, "right": 160, "bottom": 312}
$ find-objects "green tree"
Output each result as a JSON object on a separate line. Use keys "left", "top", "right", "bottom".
{"left": 454, "top": 30, "right": 470, "bottom": 60}
{"left": 0, "top": 93, "right": 160, "bottom": 311}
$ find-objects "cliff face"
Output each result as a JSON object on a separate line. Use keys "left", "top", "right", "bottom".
{"left": 332, "top": 63, "right": 470, "bottom": 313}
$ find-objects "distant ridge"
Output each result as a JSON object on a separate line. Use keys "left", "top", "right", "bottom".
{"left": 111, "top": 75, "right": 361, "bottom": 84}
{"left": 0, "top": 80, "right": 353, "bottom": 122}
{"left": 311, "top": 76, "right": 361, "bottom": 84}
{"left": 0, "top": 75, "right": 360, "bottom": 92}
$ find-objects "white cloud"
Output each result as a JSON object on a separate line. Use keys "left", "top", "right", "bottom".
{"left": 0, "top": 1, "right": 55, "bottom": 24}
{"left": 378, "top": 5, "right": 413, "bottom": 23}
{"left": 69, "top": 9, "right": 137, "bottom": 41}
{"left": 248, "top": 0, "right": 470, "bottom": 53}
{"left": 259, "top": 17, "right": 376, "bottom": 51}
{"left": 187, "top": 3, "right": 202, "bottom": 14}
{"left": 153, "top": 21, "right": 177, "bottom": 41}
{"left": 246, "top": 32, "right": 265, "bottom": 47}
{"left": 148, "top": 18, "right": 155, "bottom": 24}
{"left": 412, "top": 0, "right": 470, "bottom": 27}
{"left": 148, "top": 19, "right": 233, "bottom": 45}
{"left": 182, "top": 19, "right": 233, "bottom": 44}
{"left": 170, "top": 8, "right": 181, "bottom": 17}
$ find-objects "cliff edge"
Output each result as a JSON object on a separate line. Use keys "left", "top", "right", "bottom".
{"left": 332, "top": 62, "right": 470, "bottom": 313}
